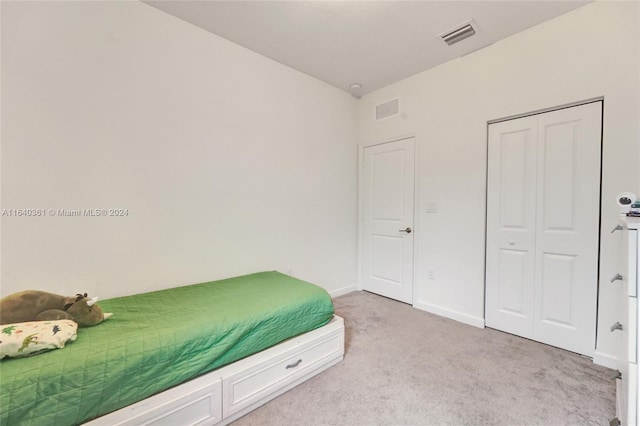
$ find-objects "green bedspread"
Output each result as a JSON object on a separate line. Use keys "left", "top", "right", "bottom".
{"left": 0, "top": 271, "right": 334, "bottom": 426}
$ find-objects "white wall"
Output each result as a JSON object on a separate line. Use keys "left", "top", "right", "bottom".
{"left": 357, "top": 1, "right": 639, "bottom": 365}
{"left": 1, "top": 1, "right": 358, "bottom": 299}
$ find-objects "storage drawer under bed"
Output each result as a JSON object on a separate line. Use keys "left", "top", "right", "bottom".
{"left": 222, "top": 324, "right": 343, "bottom": 417}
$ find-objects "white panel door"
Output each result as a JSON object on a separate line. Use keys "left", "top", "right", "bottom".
{"left": 533, "top": 103, "right": 601, "bottom": 355}
{"left": 486, "top": 102, "right": 602, "bottom": 357}
{"left": 485, "top": 116, "right": 538, "bottom": 339}
{"left": 362, "top": 138, "right": 414, "bottom": 304}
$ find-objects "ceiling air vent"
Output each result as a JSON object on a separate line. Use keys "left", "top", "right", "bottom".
{"left": 439, "top": 20, "right": 477, "bottom": 46}
{"left": 375, "top": 98, "right": 399, "bottom": 121}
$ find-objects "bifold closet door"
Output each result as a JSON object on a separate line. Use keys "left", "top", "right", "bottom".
{"left": 485, "top": 102, "right": 602, "bottom": 357}
{"left": 486, "top": 115, "right": 538, "bottom": 340}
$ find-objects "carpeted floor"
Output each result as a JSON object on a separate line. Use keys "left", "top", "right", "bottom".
{"left": 232, "top": 291, "right": 615, "bottom": 426}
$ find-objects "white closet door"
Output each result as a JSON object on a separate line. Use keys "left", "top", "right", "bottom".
{"left": 533, "top": 103, "right": 602, "bottom": 355}
{"left": 486, "top": 102, "right": 602, "bottom": 357}
{"left": 485, "top": 116, "right": 538, "bottom": 339}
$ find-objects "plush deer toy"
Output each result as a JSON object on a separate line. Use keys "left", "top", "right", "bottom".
{"left": 0, "top": 291, "right": 112, "bottom": 327}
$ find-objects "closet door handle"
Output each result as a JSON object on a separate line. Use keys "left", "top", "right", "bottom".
{"left": 610, "top": 322, "right": 623, "bottom": 332}
{"left": 610, "top": 273, "right": 624, "bottom": 283}
{"left": 398, "top": 227, "right": 412, "bottom": 234}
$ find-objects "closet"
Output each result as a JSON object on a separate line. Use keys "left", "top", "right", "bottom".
{"left": 485, "top": 101, "right": 602, "bottom": 356}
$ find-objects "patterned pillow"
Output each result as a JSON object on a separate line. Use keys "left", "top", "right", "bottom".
{"left": 0, "top": 320, "right": 78, "bottom": 359}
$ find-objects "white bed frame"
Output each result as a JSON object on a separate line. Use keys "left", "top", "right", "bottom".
{"left": 85, "top": 315, "right": 344, "bottom": 426}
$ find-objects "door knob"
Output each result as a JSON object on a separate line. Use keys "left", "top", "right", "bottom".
{"left": 398, "top": 227, "right": 412, "bottom": 234}
{"left": 508, "top": 240, "right": 515, "bottom": 246}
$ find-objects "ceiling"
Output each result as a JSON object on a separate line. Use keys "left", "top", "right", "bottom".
{"left": 144, "top": 1, "right": 591, "bottom": 97}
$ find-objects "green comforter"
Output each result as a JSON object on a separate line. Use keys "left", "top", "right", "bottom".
{"left": 0, "top": 271, "right": 334, "bottom": 426}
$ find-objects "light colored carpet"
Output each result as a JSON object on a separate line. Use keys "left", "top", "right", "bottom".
{"left": 232, "top": 291, "right": 615, "bottom": 426}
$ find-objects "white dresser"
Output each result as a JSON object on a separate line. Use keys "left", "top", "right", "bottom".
{"left": 614, "top": 217, "right": 640, "bottom": 425}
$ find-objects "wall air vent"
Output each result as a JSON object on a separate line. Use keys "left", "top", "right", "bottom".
{"left": 439, "top": 21, "right": 477, "bottom": 46}
{"left": 375, "top": 98, "right": 399, "bottom": 121}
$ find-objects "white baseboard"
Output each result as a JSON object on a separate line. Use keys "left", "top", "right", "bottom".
{"left": 593, "top": 350, "right": 618, "bottom": 369}
{"left": 413, "top": 300, "right": 485, "bottom": 329}
{"left": 329, "top": 284, "right": 359, "bottom": 298}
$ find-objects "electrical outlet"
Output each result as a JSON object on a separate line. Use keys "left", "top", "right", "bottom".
{"left": 427, "top": 268, "right": 435, "bottom": 280}
{"left": 425, "top": 202, "right": 437, "bottom": 213}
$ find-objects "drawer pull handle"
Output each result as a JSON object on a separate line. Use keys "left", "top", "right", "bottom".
{"left": 610, "top": 322, "right": 623, "bottom": 332}
{"left": 610, "top": 273, "right": 624, "bottom": 283}
{"left": 611, "top": 224, "right": 624, "bottom": 233}
{"left": 285, "top": 359, "right": 302, "bottom": 369}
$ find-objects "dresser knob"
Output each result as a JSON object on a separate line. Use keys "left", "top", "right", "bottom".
{"left": 610, "top": 322, "right": 623, "bottom": 332}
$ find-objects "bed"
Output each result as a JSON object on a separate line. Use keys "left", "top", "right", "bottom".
{"left": 0, "top": 271, "right": 345, "bottom": 426}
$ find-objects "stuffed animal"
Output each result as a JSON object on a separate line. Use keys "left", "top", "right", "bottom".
{"left": 0, "top": 290, "right": 113, "bottom": 327}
